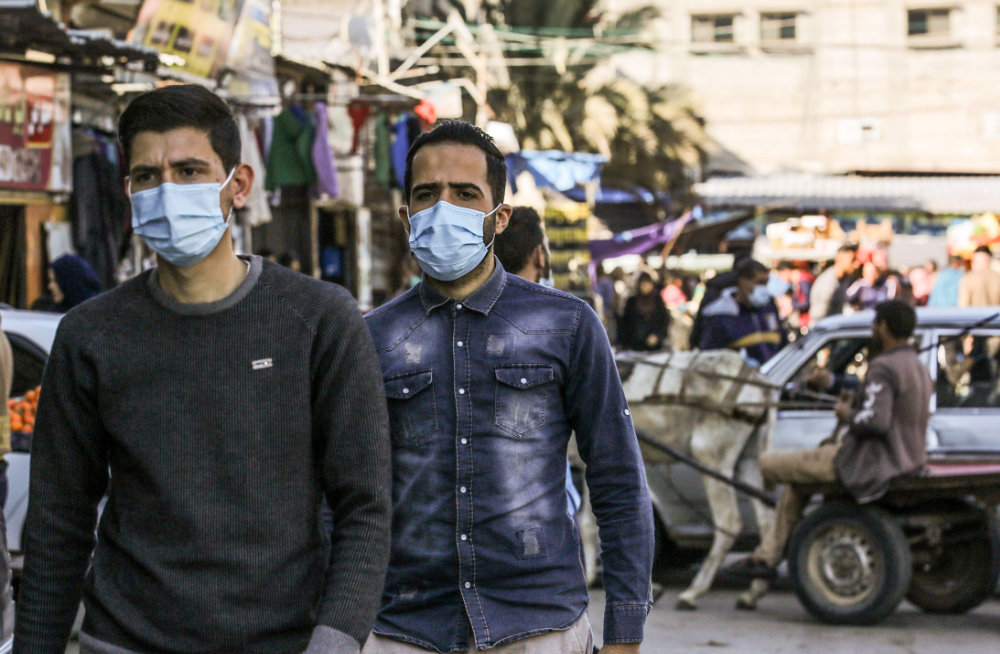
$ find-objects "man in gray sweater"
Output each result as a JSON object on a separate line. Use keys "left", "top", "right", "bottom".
{"left": 14, "top": 85, "right": 391, "bottom": 654}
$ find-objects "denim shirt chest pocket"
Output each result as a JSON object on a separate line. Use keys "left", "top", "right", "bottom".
{"left": 494, "top": 364, "right": 554, "bottom": 439}
{"left": 384, "top": 370, "right": 438, "bottom": 446}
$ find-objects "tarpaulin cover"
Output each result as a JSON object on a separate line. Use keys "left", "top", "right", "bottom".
{"left": 506, "top": 150, "right": 607, "bottom": 193}
{"left": 589, "top": 207, "right": 700, "bottom": 262}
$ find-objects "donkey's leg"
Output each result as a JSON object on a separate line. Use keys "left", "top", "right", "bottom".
{"left": 675, "top": 474, "right": 742, "bottom": 610}
{"left": 735, "top": 458, "right": 775, "bottom": 610}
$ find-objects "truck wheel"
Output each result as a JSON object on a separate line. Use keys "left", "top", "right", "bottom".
{"left": 788, "top": 502, "right": 911, "bottom": 625}
{"left": 907, "top": 510, "right": 1000, "bottom": 614}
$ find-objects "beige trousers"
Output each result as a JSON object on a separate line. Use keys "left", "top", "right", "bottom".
{"left": 752, "top": 442, "right": 841, "bottom": 566}
{"left": 362, "top": 613, "right": 594, "bottom": 654}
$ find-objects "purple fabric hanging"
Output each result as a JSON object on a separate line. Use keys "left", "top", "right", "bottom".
{"left": 311, "top": 101, "right": 340, "bottom": 198}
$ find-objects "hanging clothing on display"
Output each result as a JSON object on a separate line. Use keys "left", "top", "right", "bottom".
{"left": 391, "top": 113, "right": 421, "bottom": 190}
{"left": 265, "top": 105, "right": 316, "bottom": 191}
{"left": 310, "top": 102, "right": 340, "bottom": 199}
{"left": 236, "top": 115, "right": 272, "bottom": 227}
{"left": 374, "top": 113, "right": 393, "bottom": 190}
{"left": 347, "top": 100, "right": 371, "bottom": 155}
{"left": 70, "top": 128, "right": 129, "bottom": 289}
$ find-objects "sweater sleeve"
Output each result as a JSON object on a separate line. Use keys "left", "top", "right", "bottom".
{"left": 309, "top": 289, "right": 392, "bottom": 646}
{"left": 15, "top": 322, "right": 110, "bottom": 654}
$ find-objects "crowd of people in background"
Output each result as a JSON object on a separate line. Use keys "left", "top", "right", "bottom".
{"left": 596, "top": 242, "right": 1000, "bottom": 362}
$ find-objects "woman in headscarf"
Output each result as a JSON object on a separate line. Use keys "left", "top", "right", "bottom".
{"left": 31, "top": 254, "right": 103, "bottom": 313}
{"left": 620, "top": 271, "right": 671, "bottom": 351}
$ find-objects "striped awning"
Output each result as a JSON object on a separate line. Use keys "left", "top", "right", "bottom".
{"left": 694, "top": 174, "right": 1000, "bottom": 215}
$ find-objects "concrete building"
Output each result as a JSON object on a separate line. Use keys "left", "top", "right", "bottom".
{"left": 606, "top": 0, "right": 1000, "bottom": 177}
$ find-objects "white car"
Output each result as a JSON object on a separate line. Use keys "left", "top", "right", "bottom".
{"left": 648, "top": 306, "right": 1000, "bottom": 556}
{"left": 1, "top": 308, "right": 62, "bottom": 570}
{"left": 1, "top": 307, "right": 61, "bottom": 650}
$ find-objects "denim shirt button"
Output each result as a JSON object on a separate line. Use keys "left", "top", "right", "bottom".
{"left": 402, "top": 388, "right": 410, "bottom": 395}
{"left": 464, "top": 582, "right": 471, "bottom": 588}
{"left": 457, "top": 341, "right": 464, "bottom": 347}
{"left": 624, "top": 409, "right": 631, "bottom": 416}
{"left": 520, "top": 378, "right": 527, "bottom": 384}
{"left": 460, "top": 486, "right": 467, "bottom": 493}
{"left": 458, "top": 388, "right": 466, "bottom": 395}
{"left": 460, "top": 438, "right": 468, "bottom": 445}
{"left": 456, "top": 304, "right": 463, "bottom": 310}
{"left": 461, "top": 534, "right": 468, "bottom": 541}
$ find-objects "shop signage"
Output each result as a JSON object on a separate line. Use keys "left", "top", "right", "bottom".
{"left": 131, "top": 0, "right": 242, "bottom": 79}
{"left": 220, "top": 0, "right": 278, "bottom": 99}
{"left": 0, "top": 62, "right": 71, "bottom": 192}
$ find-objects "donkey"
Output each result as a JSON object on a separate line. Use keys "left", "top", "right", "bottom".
{"left": 616, "top": 348, "right": 777, "bottom": 611}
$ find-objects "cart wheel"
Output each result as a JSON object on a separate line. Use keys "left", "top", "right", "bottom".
{"left": 788, "top": 502, "right": 911, "bottom": 625}
{"left": 907, "top": 509, "right": 1000, "bottom": 614}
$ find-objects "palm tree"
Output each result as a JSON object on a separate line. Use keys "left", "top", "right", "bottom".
{"left": 481, "top": 0, "right": 708, "bottom": 205}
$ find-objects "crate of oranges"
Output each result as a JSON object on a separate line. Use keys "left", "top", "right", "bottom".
{"left": 8, "top": 385, "right": 40, "bottom": 435}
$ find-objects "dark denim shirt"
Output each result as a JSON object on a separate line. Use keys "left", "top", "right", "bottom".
{"left": 364, "top": 260, "right": 654, "bottom": 652}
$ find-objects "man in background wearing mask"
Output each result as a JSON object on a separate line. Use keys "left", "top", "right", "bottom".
{"left": 363, "top": 121, "right": 653, "bottom": 654}
{"left": 494, "top": 206, "right": 552, "bottom": 286}
{"left": 15, "top": 84, "right": 391, "bottom": 654}
{"left": 699, "top": 258, "right": 788, "bottom": 366}
{"left": 725, "top": 300, "right": 932, "bottom": 582}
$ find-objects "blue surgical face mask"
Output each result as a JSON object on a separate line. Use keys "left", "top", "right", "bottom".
{"left": 749, "top": 284, "right": 771, "bottom": 308}
{"left": 129, "top": 168, "right": 236, "bottom": 267}
{"left": 407, "top": 200, "right": 500, "bottom": 281}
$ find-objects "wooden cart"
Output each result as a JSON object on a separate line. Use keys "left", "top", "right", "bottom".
{"left": 787, "top": 459, "right": 1000, "bottom": 625}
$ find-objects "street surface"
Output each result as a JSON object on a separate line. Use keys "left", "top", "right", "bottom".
{"left": 591, "top": 563, "right": 1000, "bottom": 653}
{"left": 61, "top": 566, "right": 1000, "bottom": 653}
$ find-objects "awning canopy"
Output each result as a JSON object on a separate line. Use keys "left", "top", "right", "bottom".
{"left": 0, "top": 0, "right": 158, "bottom": 69}
{"left": 694, "top": 174, "right": 1000, "bottom": 215}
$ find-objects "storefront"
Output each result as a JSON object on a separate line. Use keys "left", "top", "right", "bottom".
{"left": 0, "top": 61, "right": 73, "bottom": 307}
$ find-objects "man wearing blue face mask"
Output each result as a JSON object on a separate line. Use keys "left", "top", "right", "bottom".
{"left": 699, "top": 258, "right": 788, "bottom": 367}
{"left": 15, "top": 84, "right": 391, "bottom": 654}
{"left": 363, "top": 121, "right": 654, "bottom": 654}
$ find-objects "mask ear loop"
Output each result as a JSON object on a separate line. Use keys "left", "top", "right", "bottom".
{"left": 221, "top": 167, "right": 238, "bottom": 225}
{"left": 483, "top": 205, "right": 502, "bottom": 251}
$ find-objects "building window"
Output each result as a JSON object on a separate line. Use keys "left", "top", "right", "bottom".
{"left": 907, "top": 8, "right": 950, "bottom": 37}
{"left": 691, "top": 14, "right": 735, "bottom": 43}
{"left": 761, "top": 12, "right": 797, "bottom": 41}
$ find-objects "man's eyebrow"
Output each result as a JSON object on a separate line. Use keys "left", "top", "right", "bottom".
{"left": 128, "top": 158, "right": 214, "bottom": 177}
{"left": 411, "top": 182, "right": 485, "bottom": 194}
{"left": 169, "top": 157, "right": 213, "bottom": 169}
{"left": 447, "top": 182, "right": 484, "bottom": 194}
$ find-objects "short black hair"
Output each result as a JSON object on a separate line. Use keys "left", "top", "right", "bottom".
{"left": 404, "top": 120, "right": 507, "bottom": 207}
{"left": 875, "top": 300, "right": 916, "bottom": 339}
{"left": 975, "top": 245, "right": 993, "bottom": 256}
{"left": 118, "top": 84, "right": 241, "bottom": 172}
{"left": 838, "top": 244, "right": 859, "bottom": 255}
{"left": 495, "top": 206, "right": 544, "bottom": 274}
{"left": 735, "top": 258, "right": 769, "bottom": 281}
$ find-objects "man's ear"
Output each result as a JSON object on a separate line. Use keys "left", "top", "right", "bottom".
{"left": 398, "top": 205, "right": 411, "bottom": 235}
{"left": 493, "top": 204, "right": 512, "bottom": 235}
{"left": 533, "top": 243, "right": 546, "bottom": 269}
{"left": 229, "top": 163, "right": 254, "bottom": 210}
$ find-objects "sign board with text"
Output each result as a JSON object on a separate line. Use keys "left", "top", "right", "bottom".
{"left": 0, "top": 63, "right": 71, "bottom": 192}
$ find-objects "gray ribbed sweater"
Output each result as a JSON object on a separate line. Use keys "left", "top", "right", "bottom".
{"left": 14, "top": 256, "right": 391, "bottom": 653}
